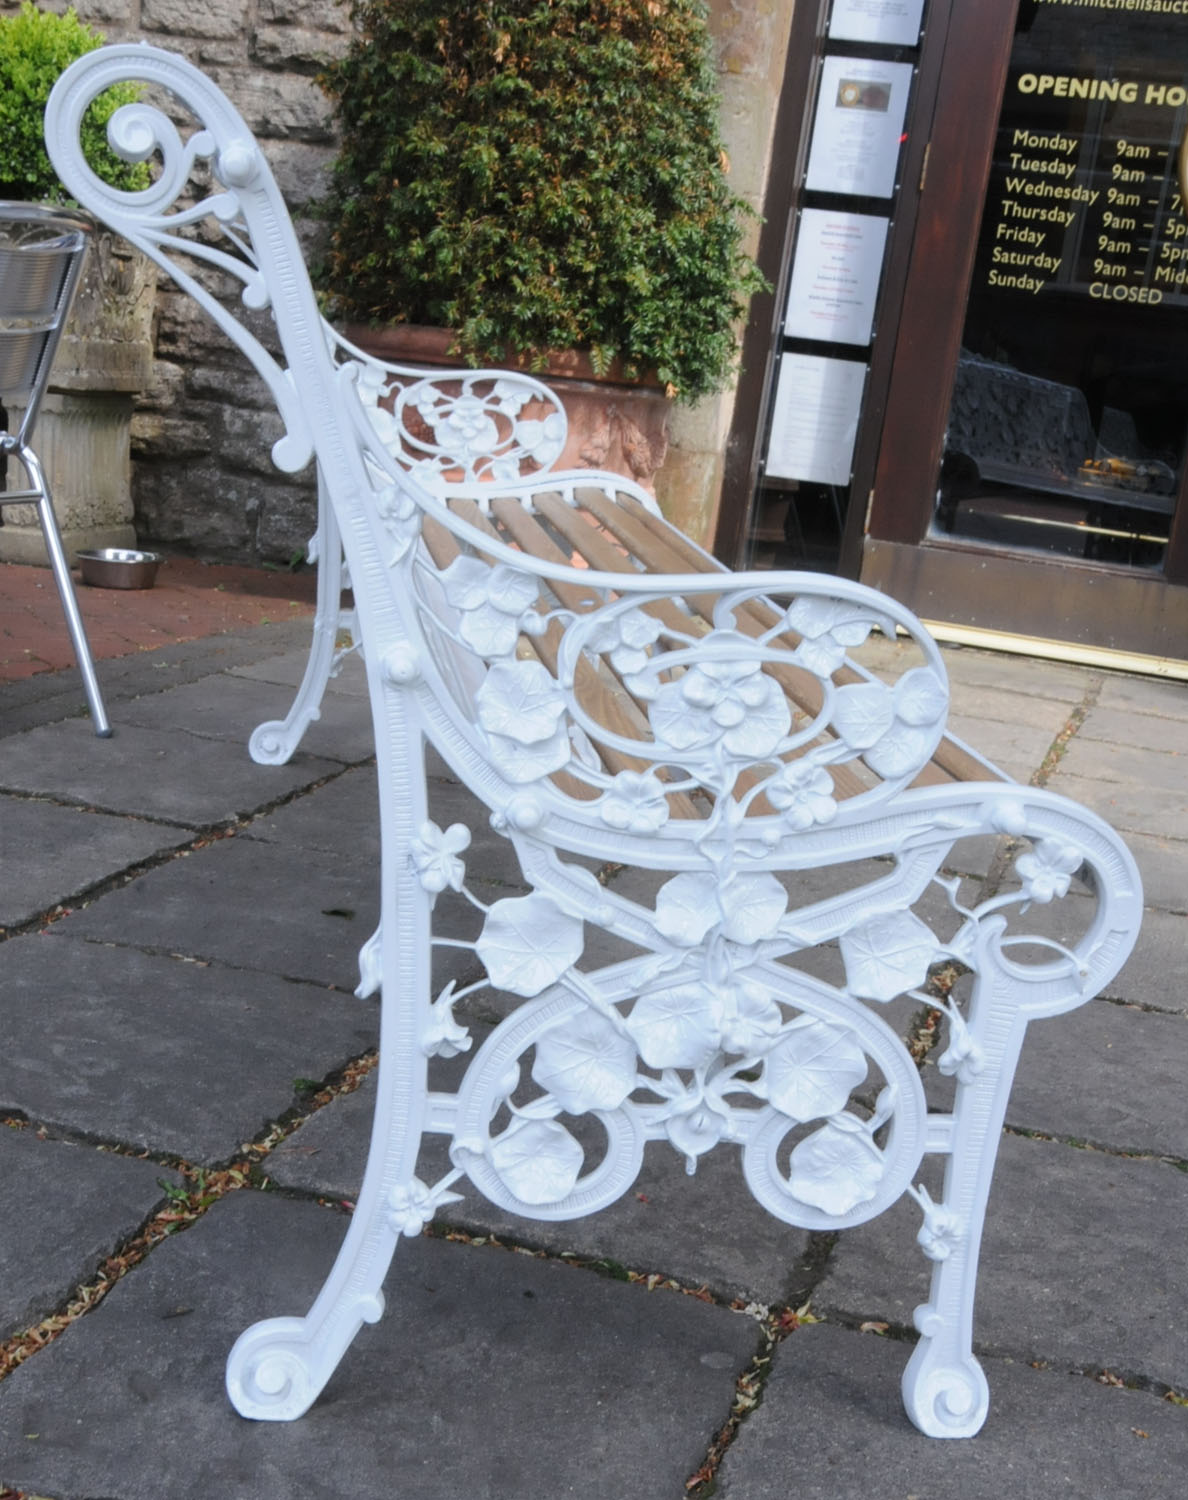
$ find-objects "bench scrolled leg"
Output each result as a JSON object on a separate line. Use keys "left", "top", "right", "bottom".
{"left": 249, "top": 477, "right": 346, "bottom": 766}
{"left": 226, "top": 1296, "right": 384, "bottom": 1422}
{"left": 901, "top": 1327, "right": 990, "bottom": 1439}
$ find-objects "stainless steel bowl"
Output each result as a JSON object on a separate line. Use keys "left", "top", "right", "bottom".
{"left": 76, "top": 548, "right": 162, "bottom": 590}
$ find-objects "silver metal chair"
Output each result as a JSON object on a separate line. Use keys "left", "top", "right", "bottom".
{"left": 1, "top": 202, "right": 111, "bottom": 736}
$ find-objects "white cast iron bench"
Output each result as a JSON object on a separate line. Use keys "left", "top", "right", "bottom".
{"left": 48, "top": 46, "right": 1143, "bottom": 1439}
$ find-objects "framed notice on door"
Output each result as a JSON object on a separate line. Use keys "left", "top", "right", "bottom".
{"left": 805, "top": 56, "right": 913, "bottom": 199}
{"left": 829, "top": 0, "right": 925, "bottom": 47}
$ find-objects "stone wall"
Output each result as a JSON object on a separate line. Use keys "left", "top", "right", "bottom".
{"left": 3, "top": 0, "right": 797, "bottom": 562}
{"left": 2, "top": 0, "right": 348, "bottom": 563}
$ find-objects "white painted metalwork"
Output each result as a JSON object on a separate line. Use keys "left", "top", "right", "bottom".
{"left": 47, "top": 46, "right": 1144, "bottom": 1439}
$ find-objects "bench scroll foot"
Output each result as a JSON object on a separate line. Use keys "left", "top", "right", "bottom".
{"left": 226, "top": 1296, "right": 384, "bottom": 1421}
{"left": 901, "top": 1320, "right": 990, "bottom": 1438}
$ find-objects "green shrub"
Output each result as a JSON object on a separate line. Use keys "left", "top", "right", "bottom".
{"left": 316, "top": 0, "right": 767, "bottom": 402}
{"left": 0, "top": 2, "right": 149, "bottom": 202}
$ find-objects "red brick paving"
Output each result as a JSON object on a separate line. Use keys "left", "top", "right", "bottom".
{"left": 0, "top": 555, "right": 317, "bottom": 685}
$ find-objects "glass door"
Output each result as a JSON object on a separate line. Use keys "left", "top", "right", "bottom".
{"left": 934, "top": 1, "right": 1188, "bottom": 573}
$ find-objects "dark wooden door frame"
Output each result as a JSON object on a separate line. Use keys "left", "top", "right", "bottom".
{"left": 837, "top": 0, "right": 960, "bottom": 576}
{"left": 863, "top": 0, "right": 1017, "bottom": 550}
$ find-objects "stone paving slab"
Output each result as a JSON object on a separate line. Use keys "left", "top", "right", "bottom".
{"left": 942, "top": 714, "right": 1055, "bottom": 785}
{"left": 939, "top": 648, "right": 1094, "bottom": 703}
{"left": 0, "top": 934, "right": 377, "bottom": 1163}
{"left": 230, "top": 647, "right": 369, "bottom": 697}
{"left": 57, "top": 832, "right": 380, "bottom": 989}
{"left": 0, "top": 1190, "right": 756, "bottom": 1500}
{"left": 947, "top": 679, "right": 1078, "bottom": 734}
{"left": 0, "top": 1130, "right": 182, "bottom": 1340}
{"left": 1102, "top": 830, "right": 1186, "bottom": 913}
{"left": 1078, "top": 703, "right": 1188, "bottom": 756}
{"left": 116, "top": 673, "right": 377, "bottom": 765}
{"left": 242, "top": 764, "right": 383, "bottom": 861}
{"left": 814, "top": 1131, "right": 1188, "bottom": 1390}
{"left": 1103, "top": 907, "right": 1188, "bottom": 1011}
{"left": 0, "top": 795, "right": 193, "bottom": 932}
{"left": 0, "top": 718, "right": 342, "bottom": 825}
{"left": 1043, "top": 770, "right": 1188, "bottom": 844}
{"left": 1002, "top": 999, "right": 1188, "bottom": 1158}
{"left": 715, "top": 1323, "right": 1186, "bottom": 1499}
{"left": 1096, "top": 672, "right": 1188, "bottom": 721}
{"left": 241, "top": 767, "right": 536, "bottom": 891}
{"left": 1055, "top": 737, "right": 1187, "bottom": 793}
{"left": 267, "top": 1071, "right": 813, "bottom": 1307}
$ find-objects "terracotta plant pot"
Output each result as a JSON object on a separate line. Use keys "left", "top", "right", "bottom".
{"left": 342, "top": 324, "right": 671, "bottom": 493}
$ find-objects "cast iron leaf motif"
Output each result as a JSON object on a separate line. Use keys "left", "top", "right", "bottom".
{"left": 627, "top": 981, "right": 722, "bottom": 1069}
{"left": 785, "top": 596, "right": 880, "bottom": 677}
{"left": 531, "top": 1011, "right": 638, "bottom": 1113}
{"left": 476, "top": 894, "right": 584, "bottom": 996}
{"left": 764, "top": 1019, "right": 869, "bottom": 1121}
{"left": 489, "top": 1118, "right": 584, "bottom": 1205}
{"left": 840, "top": 910, "right": 937, "bottom": 1002}
{"left": 787, "top": 1116, "right": 885, "bottom": 1216}
{"left": 441, "top": 556, "right": 540, "bottom": 657}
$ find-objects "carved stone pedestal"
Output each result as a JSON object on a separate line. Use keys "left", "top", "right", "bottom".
{"left": 0, "top": 232, "right": 154, "bottom": 566}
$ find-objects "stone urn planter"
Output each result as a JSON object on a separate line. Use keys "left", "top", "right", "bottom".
{"left": 343, "top": 324, "right": 672, "bottom": 494}
{"left": 0, "top": 226, "right": 155, "bottom": 565}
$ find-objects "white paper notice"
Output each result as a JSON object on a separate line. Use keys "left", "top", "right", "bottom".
{"left": 805, "top": 56, "right": 913, "bottom": 199}
{"left": 785, "top": 209, "right": 888, "bottom": 345}
{"left": 828, "top": 0, "right": 925, "bottom": 46}
{"left": 765, "top": 355, "right": 866, "bottom": 485}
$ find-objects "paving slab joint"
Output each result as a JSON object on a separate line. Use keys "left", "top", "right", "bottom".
{"left": 0, "top": 1048, "right": 382, "bottom": 1394}
{"left": 1031, "top": 676, "right": 1104, "bottom": 789}
{"left": 1002, "top": 1122, "right": 1188, "bottom": 1174}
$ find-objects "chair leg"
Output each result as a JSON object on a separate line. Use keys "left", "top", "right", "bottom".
{"left": 249, "top": 475, "right": 345, "bottom": 765}
{"left": 18, "top": 444, "right": 112, "bottom": 738}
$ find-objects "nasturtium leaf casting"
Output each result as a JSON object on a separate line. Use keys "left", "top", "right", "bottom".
{"left": 840, "top": 910, "right": 938, "bottom": 1002}
{"left": 476, "top": 894, "right": 584, "bottom": 996}
{"left": 894, "top": 668, "right": 948, "bottom": 727}
{"left": 652, "top": 871, "right": 786, "bottom": 948}
{"left": 489, "top": 1118, "right": 584, "bottom": 1205}
{"left": 532, "top": 1011, "right": 638, "bottom": 1114}
{"left": 627, "top": 981, "right": 722, "bottom": 1070}
{"left": 718, "top": 873, "right": 788, "bottom": 945}
{"left": 785, "top": 596, "right": 876, "bottom": 677}
{"left": 787, "top": 1119, "right": 885, "bottom": 1216}
{"left": 653, "top": 873, "right": 721, "bottom": 947}
{"left": 485, "top": 725, "right": 573, "bottom": 783}
{"left": 765, "top": 1020, "right": 868, "bottom": 1121}
{"left": 832, "top": 680, "right": 896, "bottom": 750}
{"left": 476, "top": 659, "right": 568, "bottom": 743}
{"left": 441, "top": 557, "right": 540, "bottom": 657}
